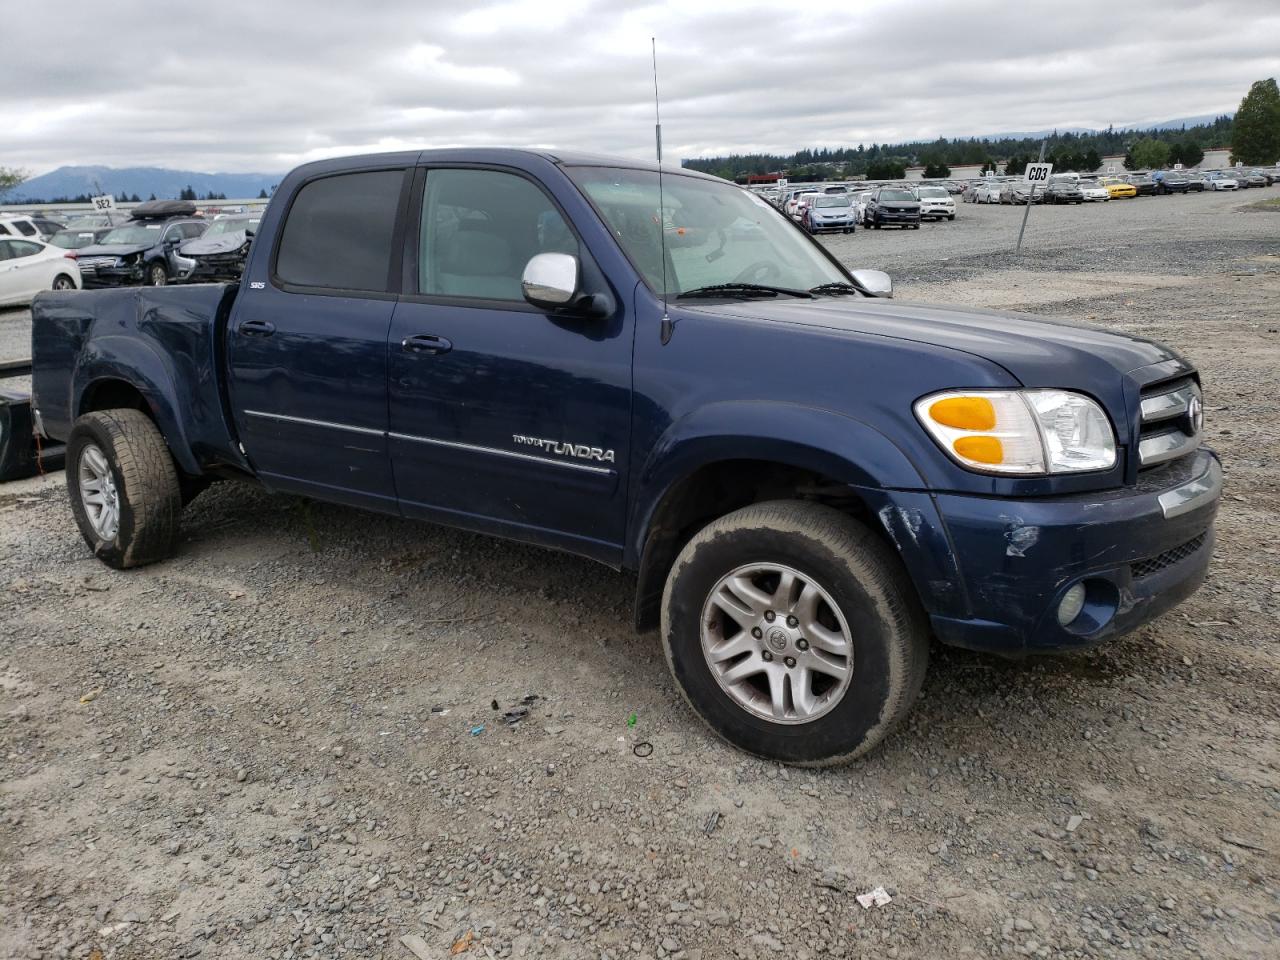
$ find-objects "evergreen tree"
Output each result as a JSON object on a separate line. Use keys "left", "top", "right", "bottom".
{"left": 257, "top": 188, "right": 269, "bottom": 199}
{"left": 1230, "top": 77, "right": 1280, "bottom": 164}
{"left": 1179, "top": 141, "right": 1205, "bottom": 167}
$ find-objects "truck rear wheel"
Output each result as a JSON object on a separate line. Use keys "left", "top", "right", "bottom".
{"left": 66, "top": 409, "right": 182, "bottom": 569}
{"left": 660, "top": 501, "right": 929, "bottom": 766}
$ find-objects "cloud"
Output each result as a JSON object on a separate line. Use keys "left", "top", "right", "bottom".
{"left": 1, "top": 0, "right": 1274, "bottom": 175}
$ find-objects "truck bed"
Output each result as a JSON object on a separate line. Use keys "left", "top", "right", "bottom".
{"left": 31, "top": 283, "right": 245, "bottom": 475}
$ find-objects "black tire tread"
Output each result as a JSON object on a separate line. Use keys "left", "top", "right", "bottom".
{"left": 660, "top": 500, "right": 929, "bottom": 766}
{"left": 69, "top": 409, "right": 181, "bottom": 568}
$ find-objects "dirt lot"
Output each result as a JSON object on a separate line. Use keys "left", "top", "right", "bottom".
{"left": 2, "top": 192, "right": 1279, "bottom": 960}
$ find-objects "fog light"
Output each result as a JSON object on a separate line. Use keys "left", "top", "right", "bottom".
{"left": 1057, "top": 583, "right": 1087, "bottom": 627}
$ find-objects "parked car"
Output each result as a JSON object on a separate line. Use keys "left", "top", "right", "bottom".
{"left": 48, "top": 225, "right": 117, "bottom": 251}
{"left": 999, "top": 181, "right": 1042, "bottom": 204}
{"left": 801, "top": 195, "right": 857, "bottom": 234}
{"left": 30, "top": 148, "right": 1221, "bottom": 766}
{"left": 177, "top": 214, "right": 262, "bottom": 281}
{"left": 1122, "top": 175, "right": 1159, "bottom": 197}
{"left": 1044, "top": 179, "right": 1085, "bottom": 204}
{"left": 852, "top": 191, "right": 873, "bottom": 223}
{"left": 1184, "top": 173, "right": 1209, "bottom": 192}
{"left": 1151, "top": 171, "right": 1191, "bottom": 195}
{"left": 64, "top": 211, "right": 131, "bottom": 229}
{"left": 0, "top": 214, "right": 45, "bottom": 240}
{"left": 1203, "top": 172, "right": 1239, "bottom": 191}
{"left": 1239, "top": 169, "right": 1270, "bottom": 188}
{"left": 974, "top": 181, "right": 1004, "bottom": 204}
{"left": 961, "top": 182, "right": 983, "bottom": 203}
{"left": 74, "top": 201, "right": 206, "bottom": 287}
{"left": 1247, "top": 168, "right": 1277, "bottom": 185}
{"left": 788, "top": 191, "right": 822, "bottom": 221}
{"left": 863, "top": 187, "right": 921, "bottom": 228}
{"left": 914, "top": 185, "right": 956, "bottom": 221}
{"left": 25, "top": 215, "right": 67, "bottom": 239}
{"left": 0, "top": 237, "right": 80, "bottom": 306}
{"left": 1078, "top": 179, "right": 1111, "bottom": 202}
{"left": 1099, "top": 177, "right": 1138, "bottom": 198}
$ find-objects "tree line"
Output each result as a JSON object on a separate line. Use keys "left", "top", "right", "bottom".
{"left": 684, "top": 78, "right": 1279, "bottom": 180}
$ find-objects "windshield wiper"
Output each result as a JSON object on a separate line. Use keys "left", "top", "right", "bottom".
{"left": 808, "top": 281, "right": 862, "bottom": 296}
{"left": 677, "top": 282, "right": 814, "bottom": 300}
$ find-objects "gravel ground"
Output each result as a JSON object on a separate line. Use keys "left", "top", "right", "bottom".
{"left": 2, "top": 190, "right": 1278, "bottom": 960}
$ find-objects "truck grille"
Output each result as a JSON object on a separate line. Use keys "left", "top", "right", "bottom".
{"left": 1137, "top": 377, "right": 1202, "bottom": 469}
{"left": 1130, "top": 533, "right": 1206, "bottom": 579}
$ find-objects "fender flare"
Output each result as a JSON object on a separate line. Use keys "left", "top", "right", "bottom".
{"left": 626, "top": 400, "right": 928, "bottom": 568}
{"left": 71, "top": 334, "right": 200, "bottom": 475}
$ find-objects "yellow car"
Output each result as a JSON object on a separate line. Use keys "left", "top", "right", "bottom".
{"left": 1098, "top": 177, "right": 1137, "bottom": 198}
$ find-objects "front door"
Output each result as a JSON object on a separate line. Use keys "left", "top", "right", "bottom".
{"left": 387, "top": 166, "right": 633, "bottom": 562}
{"left": 227, "top": 167, "right": 409, "bottom": 512}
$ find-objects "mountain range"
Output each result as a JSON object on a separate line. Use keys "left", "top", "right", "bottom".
{"left": 5, "top": 165, "right": 282, "bottom": 202}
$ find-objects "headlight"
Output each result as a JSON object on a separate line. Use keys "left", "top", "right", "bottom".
{"left": 914, "top": 389, "right": 1116, "bottom": 475}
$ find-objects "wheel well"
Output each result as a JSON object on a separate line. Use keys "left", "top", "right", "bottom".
{"left": 80, "top": 379, "right": 149, "bottom": 417}
{"left": 633, "top": 459, "right": 880, "bottom": 632}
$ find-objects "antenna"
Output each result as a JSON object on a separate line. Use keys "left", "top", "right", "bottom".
{"left": 652, "top": 38, "right": 675, "bottom": 345}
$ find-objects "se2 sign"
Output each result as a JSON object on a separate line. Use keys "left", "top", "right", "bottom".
{"left": 1024, "top": 163, "right": 1053, "bottom": 185}
{"left": 91, "top": 195, "right": 116, "bottom": 212}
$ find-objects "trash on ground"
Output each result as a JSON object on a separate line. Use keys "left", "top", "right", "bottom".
{"left": 856, "top": 886, "right": 892, "bottom": 909}
{"left": 1066, "top": 814, "right": 1084, "bottom": 832}
{"left": 627, "top": 712, "right": 637, "bottom": 728}
{"left": 469, "top": 724, "right": 485, "bottom": 737}
{"left": 521, "top": 693, "right": 539, "bottom": 705}
{"left": 502, "top": 707, "right": 528, "bottom": 726}
{"left": 450, "top": 929, "right": 475, "bottom": 954}
{"left": 703, "top": 811, "right": 721, "bottom": 836}
{"left": 490, "top": 699, "right": 499, "bottom": 710}
{"left": 632, "top": 741, "right": 653, "bottom": 758}
{"left": 79, "top": 688, "right": 102, "bottom": 704}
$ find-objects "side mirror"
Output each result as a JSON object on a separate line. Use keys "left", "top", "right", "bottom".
{"left": 522, "top": 252, "right": 578, "bottom": 309}
{"left": 850, "top": 269, "right": 893, "bottom": 298}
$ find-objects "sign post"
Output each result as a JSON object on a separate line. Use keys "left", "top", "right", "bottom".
{"left": 1015, "top": 141, "right": 1050, "bottom": 255}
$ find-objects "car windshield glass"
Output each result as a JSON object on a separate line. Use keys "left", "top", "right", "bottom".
{"left": 814, "top": 196, "right": 851, "bottom": 208}
{"left": 50, "top": 230, "right": 98, "bottom": 249}
{"left": 566, "top": 166, "right": 847, "bottom": 296}
{"left": 879, "top": 189, "right": 915, "bottom": 202}
{"left": 101, "top": 224, "right": 164, "bottom": 244}
{"left": 204, "top": 218, "right": 257, "bottom": 236}
{"left": 917, "top": 188, "right": 947, "bottom": 198}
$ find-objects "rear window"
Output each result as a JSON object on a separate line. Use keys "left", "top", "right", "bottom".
{"left": 275, "top": 170, "right": 404, "bottom": 292}
{"left": 11, "top": 220, "right": 37, "bottom": 236}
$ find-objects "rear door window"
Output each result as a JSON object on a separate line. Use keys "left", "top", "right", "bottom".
{"left": 12, "top": 220, "right": 37, "bottom": 237}
{"left": 276, "top": 170, "right": 405, "bottom": 292}
{"left": 9, "top": 240, "right": 43, "bottom": 258}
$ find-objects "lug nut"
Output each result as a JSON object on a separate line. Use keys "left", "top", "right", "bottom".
{"left": 751, "top": 627, "right": 763, "bottom": 639}
{"left": 784, "top": 656, "right": 796, "bottom": 668}
{"left": 762, "top": 651, "right": 774, "bottom": 662}
{"left": 764, "top": 611, "right": 775, "bottom": 622}
{"left": 796, "top": 638, "right": 809, "bottom": 651}
{"left": 786, "top": 615, "right": 798, "bottom": 628}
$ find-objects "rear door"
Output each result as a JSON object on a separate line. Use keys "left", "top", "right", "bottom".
{"left": 0, "top": 239, "right": 49, "bottom": 304}
{"left": 385, "top": 165, "right": 633, "bottom": 562}
{"left": 226, "top": 166, "right": 411, "bottom": 512}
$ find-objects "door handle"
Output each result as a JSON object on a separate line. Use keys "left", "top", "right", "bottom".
{"left": 401, "top": 334, "right": 452, "bottom": 355}
{"left": 239, "top": 319, "right": 275, "bottom": 337}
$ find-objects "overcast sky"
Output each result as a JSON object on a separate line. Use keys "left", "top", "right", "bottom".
{"left": 3, "top": 0, "right": 1276, "bottom": 175}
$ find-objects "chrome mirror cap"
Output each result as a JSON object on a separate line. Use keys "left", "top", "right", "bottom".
{"left": 522, "top": 253, "right": 579, "bottom": 308}
{"left": 850, "top": 268, "right": 893, "bottom": 298}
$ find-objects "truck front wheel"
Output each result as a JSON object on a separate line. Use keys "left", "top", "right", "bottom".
{"left": 67, "top": 409, "right": 182, "bottom": 569}
{"left": 660, "top": 501, "right": 929, "bottom": 766}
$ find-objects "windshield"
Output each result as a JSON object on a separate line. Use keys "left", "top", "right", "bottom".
{"left": 917, "top": 187, "right": 947, "bottom": 198}
{"left": 814, "top": 196, "right": 851, "bottom": 208}
{"left": 566, "top": 167, "right": 847, "bottom": 295}
{"left": 101, "top": 224, "right": 165, "bottom": 245}
{"left": 50, "top": 230, "right": 99, "bottom": 249}
{"left": 878, "top": 189, "right": 915, "bottom": 202}
{"left": 203, "top": 218, "right": 259, "bottom": 236}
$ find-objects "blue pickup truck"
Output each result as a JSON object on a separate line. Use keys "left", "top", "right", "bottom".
{"left": 30, "top": 149, "right": 1221, "bottom": 765}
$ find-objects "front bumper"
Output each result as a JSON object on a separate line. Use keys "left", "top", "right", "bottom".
{"left": 865, "top": 448, "right": 1221, "bottom": 655}
{"left": 809, "top": 217, "right": 855, "bottom": 233}
{"left": 79, "top": 264, "right": 144, "bottom": 287}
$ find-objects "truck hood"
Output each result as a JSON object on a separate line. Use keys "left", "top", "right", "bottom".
{"left": 686, "top": 297, "right": 1185, "bottom": 387}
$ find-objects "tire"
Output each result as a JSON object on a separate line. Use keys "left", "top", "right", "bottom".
{"left": 147, "top": 262, "right": 168, "bottom": 286}
{"left": 660, "top": 501, "right": 929, "bottom": 766}
{"left": 948, "top": 214, "right": 955, "bottom": 221}
{"left": 911, "top": 223, "right": 920, "bottom": 229}
{"left": 66, "top": 409, "right": 182, "bottom": 569}
{"left": 52, "top": 274, "right": 76, "bottom": 291}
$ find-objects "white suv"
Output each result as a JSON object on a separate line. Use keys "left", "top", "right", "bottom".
{"left": 0, "top": 215, "right": 44, "bottom": 240}
{"left": 915, "top": 186, "right": 956, "bottom": 221}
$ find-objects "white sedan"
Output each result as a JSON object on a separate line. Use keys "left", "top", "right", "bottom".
{"left": 1079, "top": 180, "right": 1111, "bottom": 202}
{"left": 0, "top": 237, "right": 82, "bottom": 307}
{"left": 1204, "top": 173, "right": 1238, "bottom": 191}
{"left": 975, "top": 181, "right": 1004, "bottom": 203}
